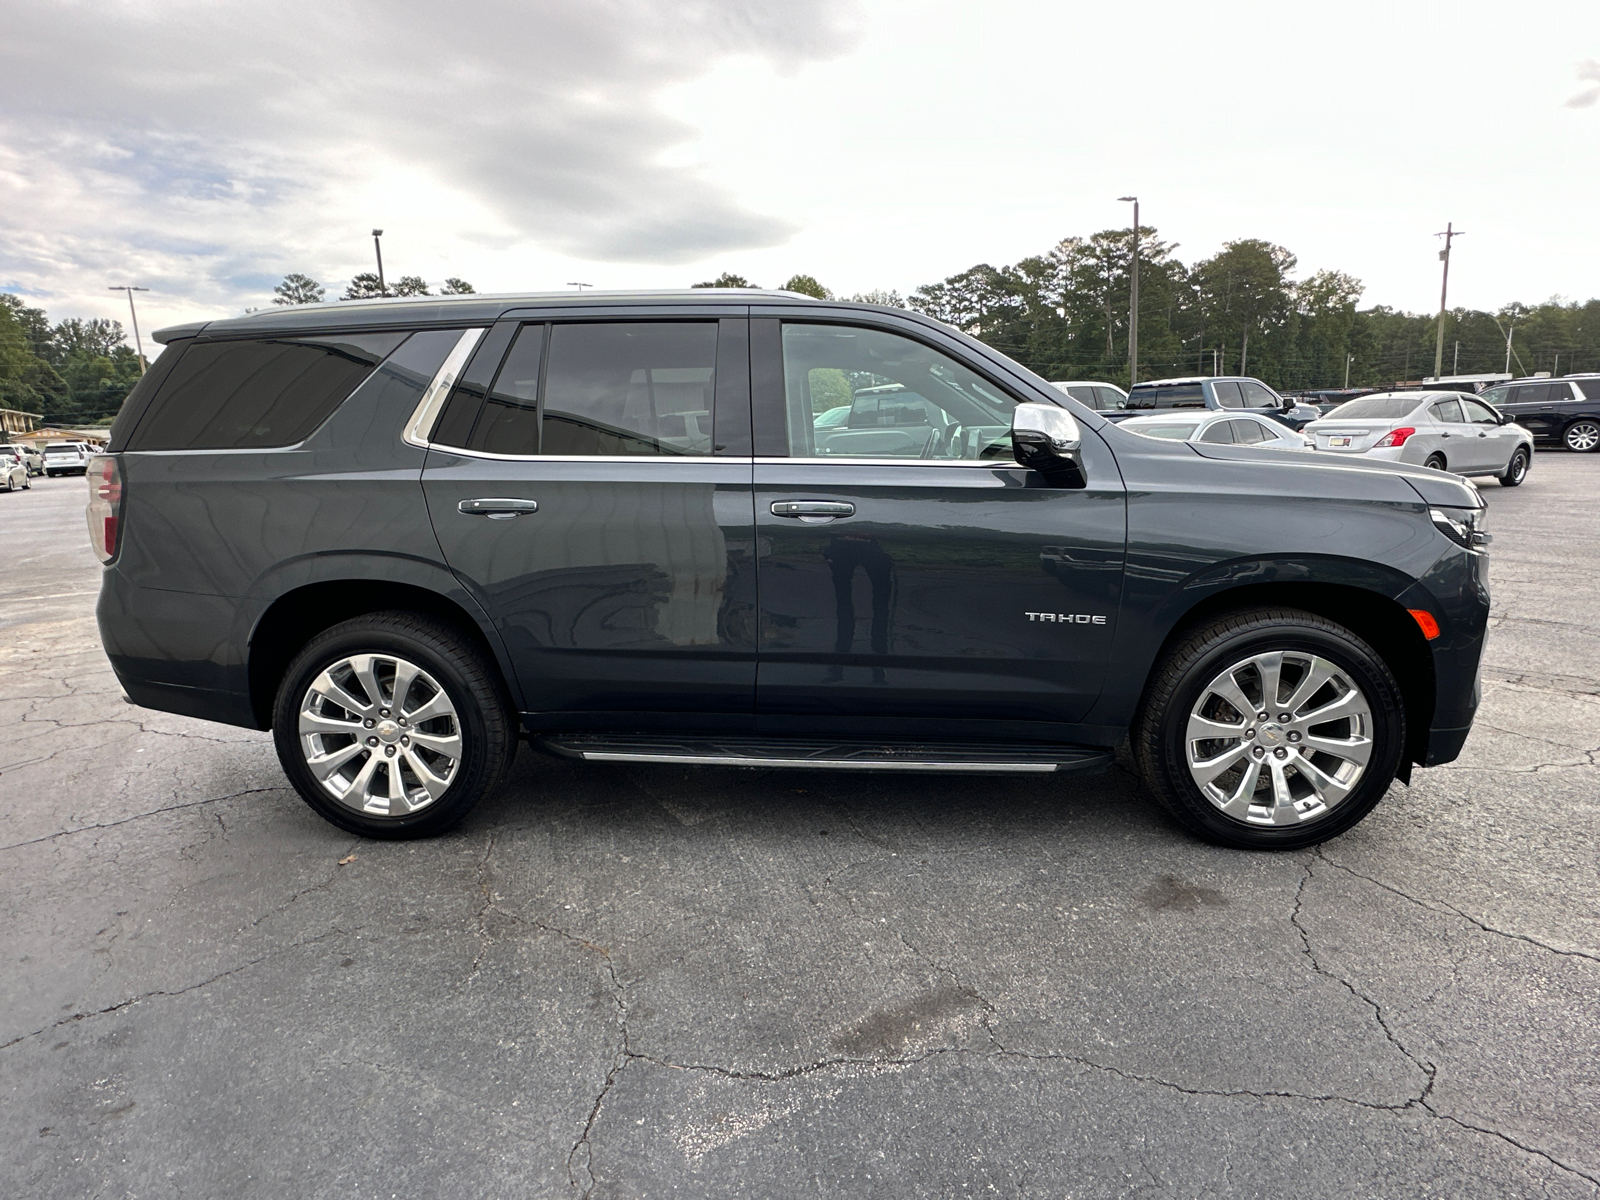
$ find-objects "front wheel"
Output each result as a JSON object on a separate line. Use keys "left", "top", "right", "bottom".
{"left": 1133, "top": 608, "right": 1406, "bottom": 849}
{"left": 272, "top": 612, "right": 517, "bottom": 838}
{"left": 1564, "top": 420, "right": 1600, "bottom": 453}
{"left": 1498, "top": 446, "right": 1530, "bottom": 487}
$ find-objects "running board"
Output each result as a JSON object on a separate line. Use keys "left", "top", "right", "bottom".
{"left": 538, "top": 734, "right": 1110, "bottom": 774}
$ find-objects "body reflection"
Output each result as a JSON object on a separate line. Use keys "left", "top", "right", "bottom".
{"left": 824, "top": 532, "right": 895, "bottom": 682}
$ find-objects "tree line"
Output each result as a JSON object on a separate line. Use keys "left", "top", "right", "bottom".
{"left": 0, "top": 295, "right": 144, "bottom": 424}
{"left": 704, "top": 233, "right": 1599, "bottom": 391}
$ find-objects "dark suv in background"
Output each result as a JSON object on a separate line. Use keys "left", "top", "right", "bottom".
{"left": 91, "top": 292, "right": 1490, "bottom": 850}
{"left": 1480, "top": 376, "right": 1600, "bottom": 452}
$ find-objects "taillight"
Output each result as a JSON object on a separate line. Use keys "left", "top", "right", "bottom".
{"left": 86, "top": 455, "right": 123, "bottom": 563}
{"left": 1375, "top": 427, "right": 1415, "bottom": 447}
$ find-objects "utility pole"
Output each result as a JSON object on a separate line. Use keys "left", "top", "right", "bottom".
{"left": 1501, "top": 321, "right": 1516, "bottom": 373}
{"left": 372, "top": 229, "right": 387, "bottom": 295}
{"left": 1433, "top": 223, "right": 1463, "bottom": 379}
{"left": 1454, "top": 341, "right": 1459, "bottom": 374}
{"left": 107, "top": 285, "right": 150, "bottom": 373}
{"left": 1344, "top": 353, "right": 1354, "bottom": 388}
{"left": 1119, "top": 196, "right": 1139, "bottom": 385}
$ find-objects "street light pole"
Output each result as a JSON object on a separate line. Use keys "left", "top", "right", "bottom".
{"left": 1344, "top": 353, "right": 1354, "bottom": 388}
{"left": 107, "top": 286, "right": 150, "bottom": 373}
{"left": 372, "top": 229, "right": 387, "bottom": 296}
{"left": 1118, "top": 197, "right": 1139, "bottom": 385}
{"left": 1433, "top": 222, "right": 1462, "bottom": 379}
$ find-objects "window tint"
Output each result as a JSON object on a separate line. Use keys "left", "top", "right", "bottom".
{"left": 461, "top": 324, "right": 546, "bottom": 455}
{"left": 1430, "top": 399, "right": 1464, "bottom": 423}
{"left": 1509, "top": 384, "right": 1548, "bottom": 404}
{"left": 781, "top": 324, "right": 1017, "bottom": 460}
{"left": 1461, "top": 399, "right": 1498, "bottom": 424}
{"left": 1094, "top": 386, "right": 1127, "bottom": 411}
{"left": 1198, "top": 420, "right": 1235, "bottom": 443}
{"left": 1122, "top": 420, "right": 1198, "bottom": 440}
{"left": 1239, "top": 381, "right": 1277, "bottom": 408}
{"left": 1327, "top": 396, "right": 1424, "bottom": 420}
{"left": 1479, "top": 385, "right": 1511, "bottom": 407}
{"left": 1234, "top": 419, "right": 1269, "bottom": 444}
{"left": 1543, "top": 382, "right": 1572, "bottom": 401}
{"left": 1211, "top": 381, "right": 1245, "bottom": 409}
{"left": 1060, "top": 385, "right": 1098, "bottom": 406}
{"left": 1128, "top": 383, "right": 1205, "bottom": 410}
{"left": 1577, "top": 380, "right": 1600, "bottom": 400}
{"left": 127, "top": 333, "right": 405, "bottom": 450}
{"left": 543, "top": 323, "right": 716, "bottom": 457}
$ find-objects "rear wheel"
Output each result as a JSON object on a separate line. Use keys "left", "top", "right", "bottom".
{"left": 1498, "top": 446, "right": 1530, "bottom": 487}
{"left": 1423, "top": 452, "right": 1447, "bottom": 471}
{"left": 1134, "top": 608, "right": 1405, "bottom": 849}
{"left": 1563, "top": 420, "right": 1599, "bottom": 453}
{"left": 272, "top": 612, "right": 516, "bottom": 838}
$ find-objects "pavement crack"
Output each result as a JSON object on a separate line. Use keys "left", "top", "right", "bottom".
{"left": 0, "top": 788, "right": 287, "bottom": 853}
{"left": 1427, "top": 1110, "right": 1600, "bottom": 1188}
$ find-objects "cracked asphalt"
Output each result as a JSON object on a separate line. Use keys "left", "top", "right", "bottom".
{"left": 3, "top": 458, "right": 1598, "bottom": 1199}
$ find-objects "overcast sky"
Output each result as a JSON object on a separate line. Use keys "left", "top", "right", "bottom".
{"left": 3, "top": 0, "right": 1597, "bottom": 343}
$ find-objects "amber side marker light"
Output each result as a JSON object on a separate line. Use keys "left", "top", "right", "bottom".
{"left": 1408, "top": 609, "right": 1441, "bottom": 640}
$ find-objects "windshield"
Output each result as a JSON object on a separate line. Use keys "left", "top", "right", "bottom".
{"left": 1324, "top": 396, "right": 1423, "bottom": 420}
{"left": 1121, "top": 419, "right": 1200, "bottom": 440}
{"left": 1127, "top": 384, "right": 1205, "bottom": 410}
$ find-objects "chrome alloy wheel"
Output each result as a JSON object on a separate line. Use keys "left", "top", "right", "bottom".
{"left": 297, "top": 653, "right": 462, "bottom": 817}
{"left": 1184, "top": 651, "right": 1374, "bottom": 826}
{"left": 1565, "top": 421, "right": 1600, "bottom": 452}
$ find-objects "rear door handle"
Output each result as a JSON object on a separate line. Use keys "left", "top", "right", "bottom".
{"left": 459, "top": 498, "right": 538, "bottom": 519}
{"left": 771, "top": 500, "right": 855, "bottom": 523}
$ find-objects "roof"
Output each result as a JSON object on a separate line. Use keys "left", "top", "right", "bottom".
{"left": 1131, "top": 376, "right": 1264, "bottom": 387}
{"left": 153, "top": 288, "right": 833, "bottom": 343}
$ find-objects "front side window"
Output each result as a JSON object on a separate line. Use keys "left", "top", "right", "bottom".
{"left": 781, "top": 324, "right": 1018, "bottom": 460}
{"left": 127, "top": 332, "right": 406, "bottom": 451}
{"left": 1462, "top": 399, "right": 1499, "bottom": 425}
{"left": 1094, "top": 386, "right": 1127, "bottom": 411}
{"left": 454, "top": 322, "right": 717, "bottom": 457}
{"left": 1239, "top": 381, "right": 1277, "bottom": 408}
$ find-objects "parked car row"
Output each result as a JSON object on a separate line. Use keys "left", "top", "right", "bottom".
{"left": 0, "top": 448, "right": 31, "bottom": 492}
{"left": 1480, "top": 376, "right": 1600, "bottom": 453}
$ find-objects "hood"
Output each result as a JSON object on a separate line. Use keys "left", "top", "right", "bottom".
{"left": 1187, "top": 442, "right": 1482, "bottom": 508}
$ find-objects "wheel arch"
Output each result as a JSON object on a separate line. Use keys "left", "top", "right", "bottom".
{"left": 247, "top": 578, "right": 520, "bottom": 730}
{"left": 1138, "top": 580, "right": 1435, "bottom": 773}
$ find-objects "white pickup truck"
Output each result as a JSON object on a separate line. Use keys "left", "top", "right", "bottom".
{"left": 42, "top": 442, "right": 92, "bottom": 477}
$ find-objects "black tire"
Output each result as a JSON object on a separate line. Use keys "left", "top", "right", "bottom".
{"left": 1133, "top": 608, "right": 1406, "bottom": 850}
{"left": 1563, "top": 420, "right": 1600, "bottom": 453}
{"left": 1423, "top": 452, "right": 1447, "bottom": 471}
{"left": 1498, "top": 446, "right": 1530, "bottom": 487}
{"left": 272, "top": 611, "right": 517, "bottom": 839}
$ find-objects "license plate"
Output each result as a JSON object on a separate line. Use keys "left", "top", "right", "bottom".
{"left": 1329, "top": 436, "right": 1352, "bottom": 448}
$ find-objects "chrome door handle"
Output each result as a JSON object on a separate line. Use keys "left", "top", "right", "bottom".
{"left": 459, "top": 498, "right": 538, "bottom": 519}
{"left": 771, "top": 500, "right": 855, "bottom": 523}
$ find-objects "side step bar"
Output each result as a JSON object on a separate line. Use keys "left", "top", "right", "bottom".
{"left": 539, "top": 734, "right": 1110, "bottom": 775}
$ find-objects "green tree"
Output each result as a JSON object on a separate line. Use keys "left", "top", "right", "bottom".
{"left": 343, "top": 273, "right": 387, "bottom": 300}
{"left": 441, "top": 278, "right": 476, "bottom": 294}
{"left": 392, "top": 275, "right": 431, "bottom": 297}
{"left": 692, "top": 273, "right": 756, "bottom": 288}
{"left": 272, "top": 273, "right": 325, "bottom": 305}
{"left": 782, "top": 274, "right": 831, "bottom": 299}
{"left": 848, "top": 289, "right": 905, "bottom": 308}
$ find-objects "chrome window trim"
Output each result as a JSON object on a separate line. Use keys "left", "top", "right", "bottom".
{"left": 401, "top": 327, "right": 488, "bottom": 449}
{"left": 422, "top": 447, "right": 738, "bottom": 465}
{"left": 754, "top": 456, "right": 1019, "bottom": 469}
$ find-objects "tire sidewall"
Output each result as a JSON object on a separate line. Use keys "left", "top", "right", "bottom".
{"left": 1502, "top": 447, "right": 1528, "bottom": 485}
{"left": 272, "top": 619, "right": 504, "bottom": 838}
{"left": 1566, "top": 421, "right": 1599, "bottom": 453}
{"left": 1152, "top": 619, "right": 1405, "bottom": 849}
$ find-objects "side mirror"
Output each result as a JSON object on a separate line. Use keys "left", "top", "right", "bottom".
{"left": 1012, "top": 403, "right": 1086, "bottom": 487}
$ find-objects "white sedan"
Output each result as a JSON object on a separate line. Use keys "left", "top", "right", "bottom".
{"left": 1118, "top": 411, "right": 1313, "bottom": 450}
{"left": 1304, "top": 391, "right": 1533, "bottom": 486}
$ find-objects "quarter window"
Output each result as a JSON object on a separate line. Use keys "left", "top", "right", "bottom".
{"left": 781, "top": 324, "right": 1018, "bottom": 460}
{"left": 127, "top": 333, "right": 406, "bottom": 451}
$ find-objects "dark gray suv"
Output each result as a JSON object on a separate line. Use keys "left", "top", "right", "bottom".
{"left": 91, "top": 291, "right": 1490, "bottom": 849}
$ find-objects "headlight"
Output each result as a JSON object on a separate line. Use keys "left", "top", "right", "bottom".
{"left": 1430, "top": 506, "right": 1490, "bottom": 549}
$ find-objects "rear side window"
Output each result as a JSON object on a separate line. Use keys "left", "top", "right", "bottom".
{"left": 127, "top": 333, "right": 406, "bottom": 450}
{"left": 1198, "top": 420, "right": 1234, "bottom": 443}
{"left": 1234, "top": 419, "right": 1269, "bottom": 444}
{"left": 454, "top": 322, "right": 717, "bottom": 457}
{"left": 1430, "top": 399, "right": 1464, "bottom": 423}
{"left": 1128, "top": 384, "right": 1205, "bottom": 410}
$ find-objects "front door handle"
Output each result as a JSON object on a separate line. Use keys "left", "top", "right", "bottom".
{"left": 771, "top": 500, "right": 855, "bottom": 523}
{"left": 459, "top": 498, "right": 539, "bottom": 519}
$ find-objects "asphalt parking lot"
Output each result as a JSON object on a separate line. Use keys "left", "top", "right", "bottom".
{"left": 3, "top": 459, "right": 1597, "bottom": 1199}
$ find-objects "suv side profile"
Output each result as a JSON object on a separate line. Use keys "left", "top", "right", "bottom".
{"left": 1122, "top": 376, "right": 1322, "bottom": 430}
{"left": 93, "top": 292, "right": 1489, "bottom": 850}
{"left": 1480, "top": 377, "right": 1600, "bottom": 452}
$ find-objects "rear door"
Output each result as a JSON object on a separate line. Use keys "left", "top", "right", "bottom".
{"left": 420, "top": 312, "right": 758, "bottom": 724}
{"left": 1428, "top": 398, "right": 1482, "bottom": 470}
{"left": 748, "top": 314, "right": 1126, "bottom": 735}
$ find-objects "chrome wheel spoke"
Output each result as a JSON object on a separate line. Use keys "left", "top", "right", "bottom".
{"left": 1217, "top": 761, "right": 1264, "bottom": 819}
{"left": 1283, "top": 658, "right": 1335, "bottom": 716}
{"left": 1255, "top": 652, "right": 1285, "bottom": 712}
{"left": 1295, "top": 754, "right": 1352, "bottom": 805}
{"left": 1210, "top": 673, "right": 1258, "bottom": 723}
{"left": 1186, "top": 712, "right": 1247, "bottom": 742}
{"left": 1303, "top": 732, "right": 1373, "bottom": 768}
{"left": 1296, "top": 689, "right": 1368, "bottom": 728}
{"left": 1190, "top": 741, "right": 1252, "bottom": 788}
{"left": 298, "top": 652, "right": 461, "bottom": 818}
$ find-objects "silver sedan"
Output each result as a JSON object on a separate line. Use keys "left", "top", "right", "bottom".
{"left": 1304, "top": 391, "right": 1534, "bottom": 486}
{"left": 1118, "top": 411, "right": 1314, "bottom": 450}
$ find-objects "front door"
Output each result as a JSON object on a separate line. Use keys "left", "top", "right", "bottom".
{"left": 421, "top": 316, "right": 757, "bottom": 723}
{"left": 749, "top": 318, "right": 1126, "bottom": 736}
